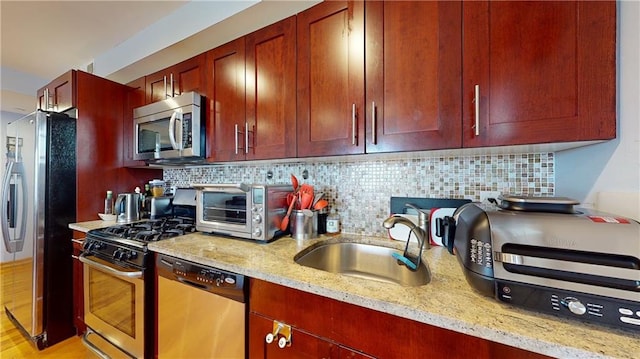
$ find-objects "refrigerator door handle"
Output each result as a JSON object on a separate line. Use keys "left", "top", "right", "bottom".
{"left": 1, "top": 160, "right": 28, "bottom": 253}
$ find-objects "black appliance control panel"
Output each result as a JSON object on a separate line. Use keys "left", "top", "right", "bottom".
{"left": 83, "top": 237, "right": 146, "bottom": 268}
{"left": 496, "top": 281, "right": 640, "bottom": 331}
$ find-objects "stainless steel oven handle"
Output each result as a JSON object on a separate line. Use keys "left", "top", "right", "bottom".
{"left": 82, "top": 330, "right": 110, "bottom": 359}
{"left": 79, "top": 253, "right": 143, "bottom": 279}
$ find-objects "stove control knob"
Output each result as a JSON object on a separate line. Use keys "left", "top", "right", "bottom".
{"left": 113, "top": 249, "right": 122, "bottom": 259}
{"left": 118, "top": 251, "right": 130, "bottom": 261}
{"left": 128, "top": 251, "right": 138, "bottom": 259}
{"left": 561, "top": 297, "right": 586, "bottom": 315}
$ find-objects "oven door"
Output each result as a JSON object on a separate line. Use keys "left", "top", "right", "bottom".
{"left": 80, "top": 253, "right": 144, "bottom": 359}
{"left": 196, "top": 184, "right": 253, "bottom": 238}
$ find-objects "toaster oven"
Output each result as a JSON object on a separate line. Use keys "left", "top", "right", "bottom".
{"left": 193, "top": 183, "right": 290, "bottom": 242}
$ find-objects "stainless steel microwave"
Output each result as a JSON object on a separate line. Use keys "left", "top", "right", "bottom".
{"left": 193, "top": 183, "right": 290, "bottom": 242}
{"left": 133, "top": 91, "right": 205, "bottom": 163}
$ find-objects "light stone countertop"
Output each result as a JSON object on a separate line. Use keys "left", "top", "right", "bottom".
{"left": 69, "top": 219, "right": 117, "bottom": 233}
{"left": 69, "top": 221, "right": 640, "bottom": 358}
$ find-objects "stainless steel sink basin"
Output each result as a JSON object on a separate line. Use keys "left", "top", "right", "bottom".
{"left": 294, "top": 242, "right": 430, "bottom": 286}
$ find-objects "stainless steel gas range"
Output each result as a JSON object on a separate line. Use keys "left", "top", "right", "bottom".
{"left": 80, "top": 189, "right": 196, "bottom": 359}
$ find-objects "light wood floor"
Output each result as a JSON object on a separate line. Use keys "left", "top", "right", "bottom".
{"left": 1, "top": 260, "right": 89, "bottom": 358}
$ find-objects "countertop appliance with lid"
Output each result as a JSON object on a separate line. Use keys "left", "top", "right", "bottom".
{"left": 80, "top": 188, "right": 197, "bottom": 358}
{"left": 442, "top": 195, "right": 640, "bottom": 332}
{"left": 1, "top": 110, "right": 76, "bottom": 349}
{"left": 133, "top": 91, "right": 205, "bottom": 164}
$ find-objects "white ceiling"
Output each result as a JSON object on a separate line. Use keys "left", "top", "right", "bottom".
{"left": 0, "top": 0, "right": 319, "bottom": 115}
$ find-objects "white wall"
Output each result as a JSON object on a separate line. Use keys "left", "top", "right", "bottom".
{"left": 556, "top": 1, "right": 640, "bottom": 220}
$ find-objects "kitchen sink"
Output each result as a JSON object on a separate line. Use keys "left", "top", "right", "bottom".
{"left": 294, "top": 242, "right": 430, "bottom": 286}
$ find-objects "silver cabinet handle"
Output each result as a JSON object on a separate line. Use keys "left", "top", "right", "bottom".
{"left": 371, "top": 101, "right": 377, "bottom": 144}
{"left": 170, "top": 73, "right": 175, "bottom": 97}
{"left": 163, "top": 75, "right": 168, "bottom": 99}
{"left": 245, "top": 122, "right": 249, "bottom": 154}
{"left": 235, "top": 123, "right": 239, "bottom": 155}
{"left": 474, "top": 84, "right": 480, "bottom": 136}
{"left": 352, "top": 103, "right": 357, "bottom": 145}
{"left": 44, "top": 88, "right": 48, "bottom": 110}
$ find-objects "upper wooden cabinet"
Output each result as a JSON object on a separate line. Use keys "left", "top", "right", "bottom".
{"left": 245, "top": 16, "right": 297, "bottom": 160}
{"left": 462, "top": 1, "right": 616, "bottom": 147}
{"left": 205, "top": 38, "right": 246, "bottom": 162}
{"left": 206, "top": 16, "right": 297, "bottom": 162}
{"left": 296, "top": 0, "right": 365, "bottom": 157}
{"left": 365, "top": 1, "right": 463, "bottom": 153}
{"left": 145, "top": 54, "right": 206, "bottom": 104}
{"left": 37, "top": 70, "right": 75, "bottom": 112}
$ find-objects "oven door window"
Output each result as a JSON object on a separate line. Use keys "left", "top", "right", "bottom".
{"left": 202, "top": 192, "right": 248, "bottom": 225}
{"left": 88, "top": 268, "right": 136, "bottom": 336}
{"left": 82, "top": 255, "right": 145, "bottom": 359}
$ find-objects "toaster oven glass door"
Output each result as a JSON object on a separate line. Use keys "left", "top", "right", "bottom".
{"left": 200, "top": 189, "right": 253, "bottom": 234}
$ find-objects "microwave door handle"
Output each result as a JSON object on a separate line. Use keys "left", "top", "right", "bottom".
{"left": 168, "top": 111, "right": 182, "bottom": 151}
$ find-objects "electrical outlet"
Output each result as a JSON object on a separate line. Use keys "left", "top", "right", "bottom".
{"left": 480, "top": 191, "right": 501, "bottom": 202}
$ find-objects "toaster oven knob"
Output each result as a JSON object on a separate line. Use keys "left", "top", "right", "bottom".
{"left": 562, "top": 297, "right": 586, "bottom": 315}
{"left": 253, "top": 214, "right": 262, "bottom": 224}
{"left": 253, "top": 228, "right": 262, "bottom": 238}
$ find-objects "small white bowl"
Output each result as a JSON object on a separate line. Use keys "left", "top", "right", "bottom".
{"left": 98, "top": 213, "right": 117, "bottom": 221}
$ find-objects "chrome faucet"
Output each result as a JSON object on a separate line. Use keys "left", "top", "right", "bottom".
{"left": 382, "top": 203, "right": 430, "bottom": 271}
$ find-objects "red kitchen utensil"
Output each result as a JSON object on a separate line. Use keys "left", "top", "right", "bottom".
{"left": 300, "top": 192, "right": 313, "bottom": 210}
{"left": 291, "top": 174, "right": 299, "bottom": 192}
{"left": 280, "top": 193, "right": 298, "bottom": 231}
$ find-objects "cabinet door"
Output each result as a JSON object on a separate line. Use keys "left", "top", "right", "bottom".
{"left": 145, "top": 54, "right": 206, "bottom": 103}
{"left": 123, "top": 77, "right": 147, "bottom": 167}
{"left": 365, "top": 1, "right": 462, "bottom": 153}
{"left": 463, "top": 1, "right": 616, "bottom": 147}
{"left": 249, "top": 313, "right": 333, "bottom": 359}
{"left": 206, "top": 38, "right": 246, "bottom": 162}
{"left": 37, "top": 70, "right": 75, "bottom": 111}
{"left": 170, "top": 53, "right": 206, "bottom": 97}
{"left": 297, "top": 0, "right": 365, "bottom": 157}
{"left": 245, "top": 16, "right": 297, "bottom": 160}
{"left": 145, "top": 68, "right": 170, "bottom": 104}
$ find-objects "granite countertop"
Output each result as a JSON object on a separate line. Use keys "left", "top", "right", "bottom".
{"left": 69, "top": 219, "right": 116, "bottom": 233}
{"left": 69, "top": 221, "right": 639, "bottom": 358}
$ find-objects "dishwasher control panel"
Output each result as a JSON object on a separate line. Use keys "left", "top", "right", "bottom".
{"left": 156, "top": 254, "right": 246, "bottom": 303}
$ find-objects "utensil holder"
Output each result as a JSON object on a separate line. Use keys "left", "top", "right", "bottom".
{"left": 290, "top": 210, "right": 318, "bottom": 240}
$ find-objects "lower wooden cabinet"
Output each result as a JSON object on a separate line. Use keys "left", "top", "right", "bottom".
{"left": 71, "top": 238, "right": 86, "bottom": 335}
{"left": 249, "top": 279, "right": 549, "bottom": 359}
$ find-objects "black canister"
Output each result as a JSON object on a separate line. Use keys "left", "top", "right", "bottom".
{"left": 317, "top": 208, "right": 328, "bottom": 234}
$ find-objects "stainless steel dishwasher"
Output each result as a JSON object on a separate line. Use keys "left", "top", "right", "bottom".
{"left": 156, "top": 254, "right": 246, "bottom": 358}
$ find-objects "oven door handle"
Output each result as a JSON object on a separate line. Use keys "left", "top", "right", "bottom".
{"left": 79, "top": 253, "right": 143, "bottom": 279}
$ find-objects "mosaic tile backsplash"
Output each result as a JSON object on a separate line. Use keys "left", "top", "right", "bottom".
{"left": 164, "top": 152, "right": 554, "bottom": 237}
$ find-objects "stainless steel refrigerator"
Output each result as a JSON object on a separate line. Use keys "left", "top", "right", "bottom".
{"left": 1, "top": 110, "right": 76, "bottom": 349}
